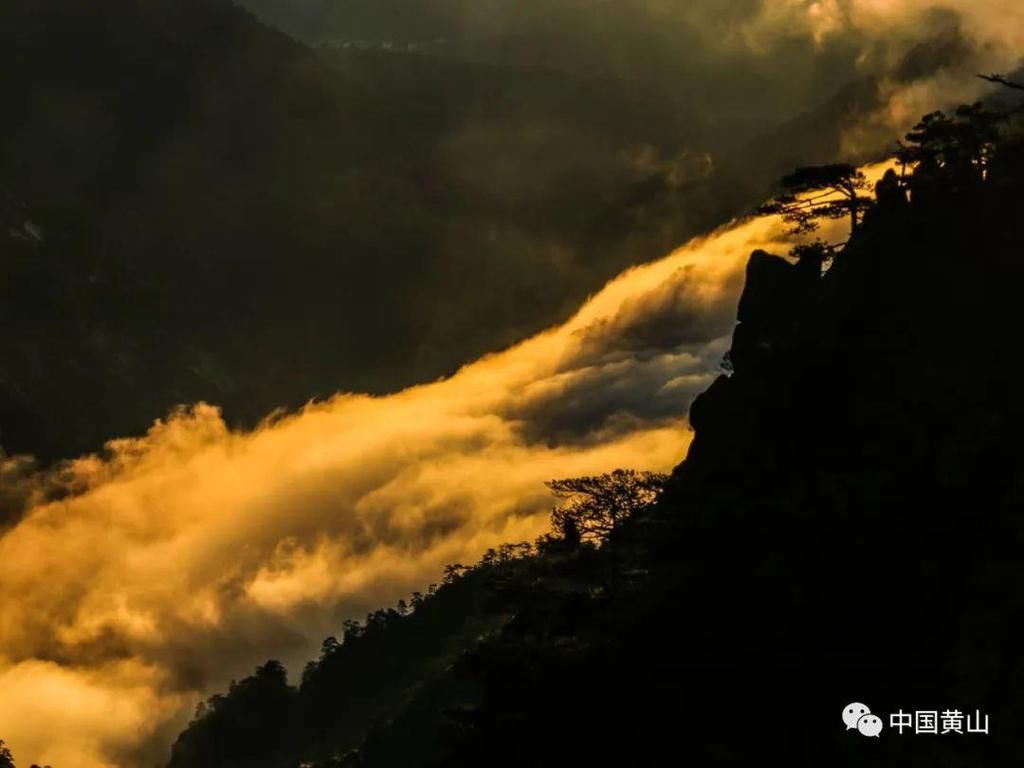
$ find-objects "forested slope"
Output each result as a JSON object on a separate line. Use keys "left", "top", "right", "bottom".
{"left": 164, "top": 100, "right": 1024, "bottom": 766}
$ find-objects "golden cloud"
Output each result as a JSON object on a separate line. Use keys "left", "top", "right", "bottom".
{"left": 0, "top": 175, "right": 883, "bottom": 765}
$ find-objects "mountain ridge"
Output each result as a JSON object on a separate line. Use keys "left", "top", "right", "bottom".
{"left": 159, "top": 99, "right": 1024, "bottom": 767}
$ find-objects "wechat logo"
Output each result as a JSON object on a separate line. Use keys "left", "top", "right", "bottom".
{"left": 843, "top": 702, "right": 883, "bottom": 737}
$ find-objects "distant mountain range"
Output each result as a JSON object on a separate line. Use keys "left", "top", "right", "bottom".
{"left": 0, "top": 0, "right": 959, "bottom": 463}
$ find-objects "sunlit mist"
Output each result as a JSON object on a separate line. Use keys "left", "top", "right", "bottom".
{"left": 0, "top": 203, "right": 828, "bottom": 766}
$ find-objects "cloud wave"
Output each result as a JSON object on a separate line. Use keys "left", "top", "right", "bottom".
{"left": 0, "top": 208, "right": 811, "bottom": 767}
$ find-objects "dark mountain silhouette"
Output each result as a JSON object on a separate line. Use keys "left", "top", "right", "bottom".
{"left": 0, "top": 0, "right": 690, "bottom": 461}
{"left": 160, "top": 98, "right": 1024, "bottom": 766}
{"left": 0, "top": 0, "right": 713, "bottom": 463}
{"left": 0, "top": 0, "right": 968, "bottom": 465}
{"left": 167, "top": 554, "right": 521, "bottom": 768}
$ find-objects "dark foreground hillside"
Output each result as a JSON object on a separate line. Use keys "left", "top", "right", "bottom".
{"left": 160, "top": 102, "right": 1024, "bottom": 767}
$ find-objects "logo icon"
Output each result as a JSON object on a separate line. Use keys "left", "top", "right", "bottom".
{"left": 858, "top": 714, "right": 884, "bottom": 737}
{"left": 843, "top": 702, "right": 883, "bottom": 738}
